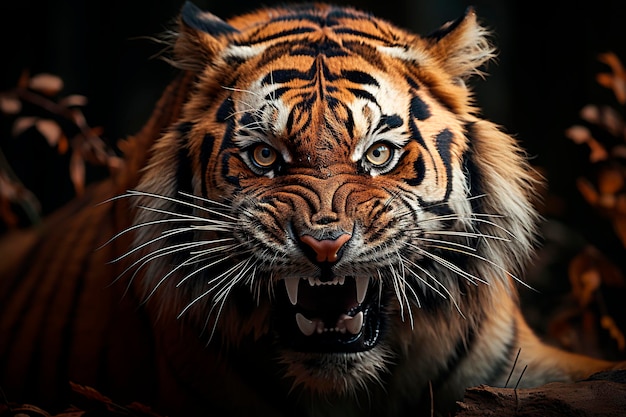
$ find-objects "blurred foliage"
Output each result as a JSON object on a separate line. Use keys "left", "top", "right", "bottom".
{"left": 0, "top": 71, "right": 121, "bottom": 231}
{"left": 525, "top": 53, "right": 626, "bottom": 361}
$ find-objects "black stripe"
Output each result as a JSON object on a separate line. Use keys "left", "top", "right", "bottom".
{"left": 333, "top": 27, "right": 389, "bottom": 43}
{"left": 343, "top": 41, "right": 386, "bottom": 71}
{"left": 426, "top": 8, "right": 470, "bottom": 41}
{"left": 405, "top": 74, "right": 421, "bottom": 91}
{"left": 410, "top": 96, "right": 431, "bottom": 120}
{"left": 182, "top": 2, "right": 238, "bottom": 36}
{"left": 176, "top": 142, "right": 194, "bottom": 196}
{"left": 262, "top": 69, "right": 308, "bottom": 85}
{"left": 341, "top": 70, "right": 379, "bottom": 86}
{"left": 222, "top": 153, "right": 240, "bottom": 187}
{"left": 237, "top": 27, "right": 317, "bottom": 45}
{"left": 23, "top": 213, "right": 90, "bottom": 396}
{"left": 463, "top": 122, "right": 485, "bottom": 214}
{"left": 201, "top": 133, "right": 215, "bottom": 197}
{"left": 405, "top": 154, "right": 425, "bottom": 187}
{"left": 435, "top": 128, "right": 454, "bottom": 201}
{"left": 376, "top": 114, "right": 403, "bottom": 134}
{"left": 216, "top": 97, "right": 234, "bottom": 122}
{"left": 347, "top": 88, "right": 377, "bottom": 103}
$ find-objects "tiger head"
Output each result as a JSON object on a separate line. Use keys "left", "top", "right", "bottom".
{"left": 132, "top": 1, "right": 537, "bottom": 406}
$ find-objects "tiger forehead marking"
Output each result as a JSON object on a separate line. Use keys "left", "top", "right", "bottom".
{"left": 212, "top": 33, "right": 469, "bottom": 203}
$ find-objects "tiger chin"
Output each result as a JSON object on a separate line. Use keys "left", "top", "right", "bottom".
{"left": 2, "top": 2, "right": 622, "bottom": 417}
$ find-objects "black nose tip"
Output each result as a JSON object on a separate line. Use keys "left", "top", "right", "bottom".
{"left": 299, "top": 233, "right": 351, "bottom": 265}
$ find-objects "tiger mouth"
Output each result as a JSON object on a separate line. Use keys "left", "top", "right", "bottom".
{"left": 275, "top": 275, "right": 382, "bottom": 353}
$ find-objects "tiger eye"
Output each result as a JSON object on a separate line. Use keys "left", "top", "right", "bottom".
{"left": 365, "top": 143, "right": 392, "bottom": 166}
{"left": 252, "top": 144, "right": 278, "bottom": 167}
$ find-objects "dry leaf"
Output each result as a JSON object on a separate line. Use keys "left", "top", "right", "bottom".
{"left": 587, "top": 137, "right": 609, "bottom": 162}
{"left": 597, "top": 52, "right": 626, "bottom": 104}
{"left": 570, "top": 266, "right": 601, "bottom": 308}
{"left": 69, "top": 382, "right": 113, "bottom": 404}
{"left": 577, "top": 178, "right": 599, "bottom": 205}
{"left": 58, "top": 133, "right": 69, "bottom": 154}
{"left": 125, "top": 402, "right": 166, "bottom": 417}
{"left": 0, "top": 93, "right": 22, "bottom": 114}
{"left": 565, "top": 125, "right": 592, "bottom": 144}
{"left": 29, "top": 73, "right": 64, "bottom": 96}
{"left": 12, "top": 116, "right": 38, "bottom": 136}
{"left": 598, "top": 168, "right": 624, "bottom": 195}
{"left": 599, "top": 106, "right": 625, "bottom": 138}
{"left": 36, "top": 119, "right": 62, "bottom": 147}
{"left": 564, "top": 124, "right": 608, "bottom": 162}
{"left": 580, "top": 104, "right": 600, "bottom": 124}
{"left": 60, "top": 94, "right": 88, "bottom": 107}
{"left": 600, "top": 315, "right": 626, "bottom": 351}
{"left": 70, "top": 151, "right": 86, "bottom": 196}
{"left": 17, "top": 69, "right": 30, "bottom": 89}
{"left": 107, "top": 156, "right": 125, "bottom": 175}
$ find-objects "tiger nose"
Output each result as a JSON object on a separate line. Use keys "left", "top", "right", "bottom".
{"left": 299, "top": 234, "right": 351, "bottom": 264}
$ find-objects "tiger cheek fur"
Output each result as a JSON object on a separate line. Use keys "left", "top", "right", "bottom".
{"left": 125, "top": 2, "right": 619, "bottom": 416}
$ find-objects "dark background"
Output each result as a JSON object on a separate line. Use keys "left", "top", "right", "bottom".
{"left": 0, "top": 0, "right": 625, "bottom": 356}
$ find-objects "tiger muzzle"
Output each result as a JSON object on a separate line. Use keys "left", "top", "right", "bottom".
{"left": 275, "top": 233, "right": 383, "bottom": 353}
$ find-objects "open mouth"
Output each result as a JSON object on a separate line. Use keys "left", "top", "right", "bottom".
{"left": 275, "top": 275, "right": 383, "bottom": 353}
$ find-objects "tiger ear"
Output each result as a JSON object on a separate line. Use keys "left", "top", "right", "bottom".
{"left": 426, "top": 8, "right": 495, "bottom": 81}
{"left": 173, "top": 2, "right": 239, "bottom": 71}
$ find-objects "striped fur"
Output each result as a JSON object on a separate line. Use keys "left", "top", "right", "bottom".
{"left": 0, "top": 3, "right": 619, "bottom": 416}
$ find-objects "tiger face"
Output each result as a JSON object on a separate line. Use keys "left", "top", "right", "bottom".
{"left": 133, "top": 2, "right": 538, "bottom": 410}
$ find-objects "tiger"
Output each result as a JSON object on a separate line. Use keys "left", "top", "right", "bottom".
{"left": 0, "top": 2, "right": 622, "bottom": 416}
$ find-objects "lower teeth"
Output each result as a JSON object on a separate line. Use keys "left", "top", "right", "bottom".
{"left": 295, "top": 311, "right": 364, "bottom": 336}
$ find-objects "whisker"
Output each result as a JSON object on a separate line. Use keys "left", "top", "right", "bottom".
{"left": 406, "top": 243, "right": 487, "bottom": 286}
{"left": 178, "top": 191, "right": 233, "bottom": 210}
{"left": 97, "top": 216, "right": 215, "bottom": 252}
{"left": 124, "top": 189, "right": 239, "bottom": 221}
{"left": 401, "top": 256, "right": 464, "bottom": 317}
{"left": 136, "top": 205, "right": 236, "bottom": 227}
{"left": 110, "top": 226, "right": 210, "bottom": 264}
{"left": 221, "top": 85, "right": 264, "bottom": 99}
{"left": 419, "top": 230, "right": 510, "bottom": 242}
{"left": 415, "top": 236, "right": 480, "bottom": 252}
{"left": 176, "top": 246, "right": 250, "bottom": 288}
{"left": 178, "top": 258, "right": 250, "bottom": 318}
{"left": 142, "top": 248, "right": 220, "bottom": 303}
{"left": 423, "top": 243, "right": 528, "bottom": 289}
{"left": 120, "top": 239, "right": 225, "bottom": 283}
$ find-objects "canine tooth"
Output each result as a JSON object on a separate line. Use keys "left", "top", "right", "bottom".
{"left": 295, "top": 313, "right": 315, "bottom": 336}
{"left": 308, "top": 277, "right": 316, "bottom": 287}
{"left": 284, "top": 278, "right": 299, "bottom": 305}
{"left": 338, "top": 276, "right": 345, "bottom": 285}
{"left": 345, "top": 311, "right": 364, "bottom": 335}
{"left": 355, "top": 277, "right": 369, "bottom": 304}
{"left": 316, "top": 321, "right": 325, "bottom": 334}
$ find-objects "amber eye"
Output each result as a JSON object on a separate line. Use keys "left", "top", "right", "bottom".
{"left": 251, "top": 144, "right": 278, "bottom": 168}
{"left": 365, "top": 142, "right": 393, "bottom": 166}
